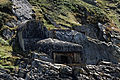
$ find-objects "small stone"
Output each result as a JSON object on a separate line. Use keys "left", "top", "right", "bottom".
{"left": 103, "top": 73, "right": 111, "bottom": 78}
{"left": 98, "top": 61, "right": 112, "bottom": 66}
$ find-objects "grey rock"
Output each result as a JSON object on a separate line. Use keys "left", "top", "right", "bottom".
{"left": 17, "top": 20, "right": 49, "bottom": 51}
{"left": 3, "top": 0, "right": 34, "bottom": 40}
{"left": 49, "top": 29, "right": 87, "bottom": 44}
{"left": 18, "top": 70, "right": 26, "bottom": 78}
{"left": 72, "top": 24, "right": 99, "bottom": 39}
{"left": 6, "top": 22, "right": 16, "bottom": 28}
{"left": 2, "top": 29, "right": 15, "bottom": 39}
{"left": 4, "top": 51, "right": 119, "bottom": 80}
{"left": 32, "top": 52, "right": 53, "bottom": 62}
{"left": 98, "top": 61, "right": 112, "bottom": 66}
{"left": 49, "top": 29, "right": 120, "bottom": 64}
{"left": 11, "top": 0, "right": 33, "bottom": 22}
{"left": 84, "top": 38, "right": 120, "bottom": 64}
{"left": 59, "top": 66, "right": 72, "bottom": 75}
{"left": 0, "top": 69, "right": 13, "bottom": 80}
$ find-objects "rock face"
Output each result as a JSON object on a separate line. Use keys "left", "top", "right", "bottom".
{"left": 12, "top": 0, "right": 33, "bottom": 22}
{"left": 84, "top": 38, "right": 120, "bottom": 64}
{"left": 72, "top": 24, "right": 105, "bottom": 41}
{"left": 17, "top": 20, "right": 48, "bottom": 51}
{"left": 1, "top": 52, "right": 120, "bottom": 80}
{"left": 0, "top": 69, "right": 13, "bottom": 80}
{"left": 48, "top": 29, "right": 120, "bottom": 64}
{"left": 16, "top": 21, "right": 120, "bottom": 64}
{"left": 11, "top": 0, "right": 120, "bottom": 65}
{"left": 49, "top": 29, "right": 87, "bottom": 45}
{"left": 1, "top": 0, "right": 34, "bottom": 40}
{"left": 2, "top": 29, "right": 15, "bottom": 40}
{"left": 24, "top": 55, "right": 120, "bottom": 80}
{"left": 0, "top": 0, "right": 120, "bottom": 80}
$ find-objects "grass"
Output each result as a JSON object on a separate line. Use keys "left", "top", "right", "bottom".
{"left": 96, "top": 0, "right": 120, "bottom": 27}
{"left": 28, "top": 0, "right": 120, "bottom": 29}
{"left": 0, "top": 0, "right": 17, "bottom": 37}
{"left": 0, "top": 0, "right": 11, "bottom": 7}
{"left": 0, "top": 37, "right": 9, "bottom": 45}
{"left": 29, "top": 0, "right": 113, "bottom": 29}
{"left": 0, "top": 38, "right": 19, "bottom": 72}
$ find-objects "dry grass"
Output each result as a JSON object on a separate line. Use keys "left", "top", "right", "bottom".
{"left": 0, "top": 0, "right": 10, "bottom": 5}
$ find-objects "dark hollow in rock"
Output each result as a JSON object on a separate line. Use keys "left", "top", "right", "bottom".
{"left": 17, "top": 20, "right": 49, "bottom": 51}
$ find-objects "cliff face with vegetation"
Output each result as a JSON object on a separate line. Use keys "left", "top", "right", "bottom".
{"left": 29, "top": 0, "right": 120, "bottom": 28}
{"left": 0, "top": 0, "right": 120, "bottom": 80}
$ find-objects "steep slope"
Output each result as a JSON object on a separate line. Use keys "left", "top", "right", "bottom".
{"left": 0, "top": 0, "right": 120, "bottom": 80}
{"left": 0, "top": 0, "right": 19, "bottom": 72}
{"left": 28, "top": 0, "right": 120, "bottom": 29}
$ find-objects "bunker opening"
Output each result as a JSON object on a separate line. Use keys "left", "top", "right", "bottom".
{"left": 53, "top": 52, "right": 82, "bottom": 64}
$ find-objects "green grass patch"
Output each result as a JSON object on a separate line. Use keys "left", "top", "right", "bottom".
{"left": 0, "top": 42, "right": 19, "bottom": 72}
{"left": 0, "top": 37, "right": 9, "bottom": 45}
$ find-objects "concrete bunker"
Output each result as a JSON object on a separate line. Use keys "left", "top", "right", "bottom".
{"left": 37, "top": 38, "right": 83, "bottom": 64}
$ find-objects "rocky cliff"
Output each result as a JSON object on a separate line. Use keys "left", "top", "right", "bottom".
{"left": 0, "top": 0, "right": 120, "bottom": 80}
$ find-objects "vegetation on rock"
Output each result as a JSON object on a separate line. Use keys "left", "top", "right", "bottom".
{"left": 0, "top": 0, "right": 19, "bottom": 72}
{"left": 0, "top": 0, "right": 120, "bottom": 76}
{"left": 0, "top": 37, "right": 19, "bottom": 72}
{"left": 29, "top": 0, "right": 120, "bottom": 30}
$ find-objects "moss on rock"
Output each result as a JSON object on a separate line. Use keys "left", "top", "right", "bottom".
{"left": 28, "top": 0, "right": 120, "bottom": 28}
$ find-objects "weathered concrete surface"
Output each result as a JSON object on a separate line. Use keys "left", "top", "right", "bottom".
{"left": 36, "top": 38, "right": 82, "bottom": 55}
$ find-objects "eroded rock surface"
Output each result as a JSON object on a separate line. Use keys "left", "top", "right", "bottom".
{"left": 48, "top": 29, "right": 120, "bottom": 64}
{"left": 1, "top": 52, "right": 120, "bottom": 80}
{"left": 12, "top": 0, "right": 33, "bottom": 22}
{"left": 17, "top": 20, "right": 48, "bottom": 51}
{"left": 1, "top": 0, "right": 119, "bottom": 80}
